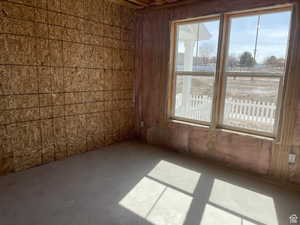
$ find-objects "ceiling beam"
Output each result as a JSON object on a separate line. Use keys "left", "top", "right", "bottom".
{"left": 109, "top": 0, "right": 144, "bottom": 8}
{"left": 140, "top": 0, "right": 205, "bottom": 10}
{"left": 110, "top": 0, "right": 200, "bottom": 10}
{"left": 127, "top": 0, "right": 150, "bottom": 7}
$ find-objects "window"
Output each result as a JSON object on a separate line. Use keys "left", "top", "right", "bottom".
{"left": 169, "top": 5, "right": 293, "bottom": 137}
{"left": 174, "top": 18, "right": 220, "bottom": 123}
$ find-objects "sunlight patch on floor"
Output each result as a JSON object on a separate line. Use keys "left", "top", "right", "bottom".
{"left": 200, "top": 204, "right": 260, "bottom": 225}
{"left": 148, "top": 160, "right": 201, "bottom": 194}
{"left": 119, "top": 160, "right": 198, "bottom": 225}
{"left": 119, "top": 161, "right": 279, "bottom": 225}
{"left": 147, "top": 187, "right": 193, "bottom": 225}
{"left": 201, "top": 204, "right": 242, "bottom": 225}
{"left": 209, "top": 179, "right": 277, "bottom": 225}
{"left": 119, "top": 177, "right": 165, "bottom": 218}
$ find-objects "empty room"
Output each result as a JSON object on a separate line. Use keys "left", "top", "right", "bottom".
{"left": 0, "top": 0, "right": 300, "bottom": 224}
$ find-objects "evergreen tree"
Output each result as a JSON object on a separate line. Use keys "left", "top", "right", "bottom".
{"left": 239, "top": 52, "right": 256, "bottom": 67}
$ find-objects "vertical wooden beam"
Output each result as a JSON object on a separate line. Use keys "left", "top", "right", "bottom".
{"left": 270, "top": 2, "right": 300, "bottom": 180}
{"left": 135, "top": 14, "right": 144, "bottom": 137}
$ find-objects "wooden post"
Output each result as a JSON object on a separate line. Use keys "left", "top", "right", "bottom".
{"left": 182, "top": 40, "right": 195, "bottom": 116}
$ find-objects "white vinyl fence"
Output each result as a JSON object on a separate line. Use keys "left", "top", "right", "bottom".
{"left": 223, "top": 97, "right": 276, "bottom": 124}
{"left": 175, "top": 94, "right": 276, "bottom": 130}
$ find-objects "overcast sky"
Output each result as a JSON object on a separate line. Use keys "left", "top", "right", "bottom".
{"left": 178, "top": 10, "right": 291, "bottom": 64}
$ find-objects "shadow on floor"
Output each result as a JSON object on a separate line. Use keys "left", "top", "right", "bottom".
{"left": 0, "top": 141, "right": 299, "bottom": 225}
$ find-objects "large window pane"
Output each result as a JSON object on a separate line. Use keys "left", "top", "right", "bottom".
{"left": 176, "top": 20, "right": 220, "bottom": 72}
{"left": 173, "top": 18, "right": 220, "bottom": 123}
{"left": 175, "top": 75, "right": 214, "bottom": 122}
{"left": 222, "top": 10, "right": 291, "bottom": 134}
{"left": 226, "top": 11, "right": 291, "bottom": 74}
{"left": 223, "top": 77, "right": 280, "bottom": 133}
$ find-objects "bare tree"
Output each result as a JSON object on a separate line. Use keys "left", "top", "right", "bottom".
{"left": 227, "top": 55, "right": 238, "bottom": 69}
{"left": 264, "top": 56, "right": 286, "bottom": 69}
{"left": 198, "top": 43, "right": 215, "bottom": 65}
{"left": 264, "top": 56, "right": 277, "bottom": 66}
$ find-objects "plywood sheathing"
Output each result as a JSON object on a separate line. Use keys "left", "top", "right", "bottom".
{"left": 135, "top": 0, "right": 300, "bottom": 188}
{"left": 0, "top": 0, "right": 136, "bottom": 175}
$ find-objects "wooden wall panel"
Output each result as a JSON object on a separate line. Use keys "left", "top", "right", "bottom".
{"left": 136, "top": 0, "right": 300, "bottom": 188}
{"left": 0, "top": 0, "right": 136, "bottom": 175}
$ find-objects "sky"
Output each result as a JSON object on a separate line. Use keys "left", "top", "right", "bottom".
{"left": 177, "top": 10, "right": 292, "bottom": 64}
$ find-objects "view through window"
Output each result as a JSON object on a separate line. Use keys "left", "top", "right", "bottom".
{"left": 174, "top": 18, "right": 220, "bottom": 123}
{"left": 171, "top": 6, "right": 293, "bottom": 136}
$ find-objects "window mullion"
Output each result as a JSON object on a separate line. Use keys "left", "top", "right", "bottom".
{"left": 224, "top": 72, "right": 282, "bottom": 78}
{"left": 176, "top": 71, "right": 215, "bottom": 76}
{"left": 211, "top": 14, "right": 230, "bottom": 129}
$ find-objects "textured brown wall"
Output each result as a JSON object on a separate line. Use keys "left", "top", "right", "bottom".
{"left": 136, "top": 0, "right": 300, "bottom": 188}
{"left": 0, "top": 0, "right": 136, "bottom": 174}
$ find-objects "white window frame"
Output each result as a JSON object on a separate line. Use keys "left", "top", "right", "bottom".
{"left": 168, "top": 4, "right": 295, "bottom": 138}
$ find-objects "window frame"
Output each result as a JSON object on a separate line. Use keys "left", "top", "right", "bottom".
{"left": 168, "top": 4, "right": 295, "bottom": 139}
{"left": 169, "top": 14, "right": 222, "bottom": 127}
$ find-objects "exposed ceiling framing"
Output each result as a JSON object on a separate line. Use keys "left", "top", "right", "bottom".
{"left": 110, "top": 0, "right": 186, "bottom": 9}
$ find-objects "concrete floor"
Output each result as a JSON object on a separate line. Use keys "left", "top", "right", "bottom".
{"left": 0, "top": 141, "right": 299, "bottom": 225}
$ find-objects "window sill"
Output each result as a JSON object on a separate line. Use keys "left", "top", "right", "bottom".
{"left": 169, "top": 119, "right": 275, "bottom": 142}
{"left": 169, "top": 119, "right": 210, "bottom": 129}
